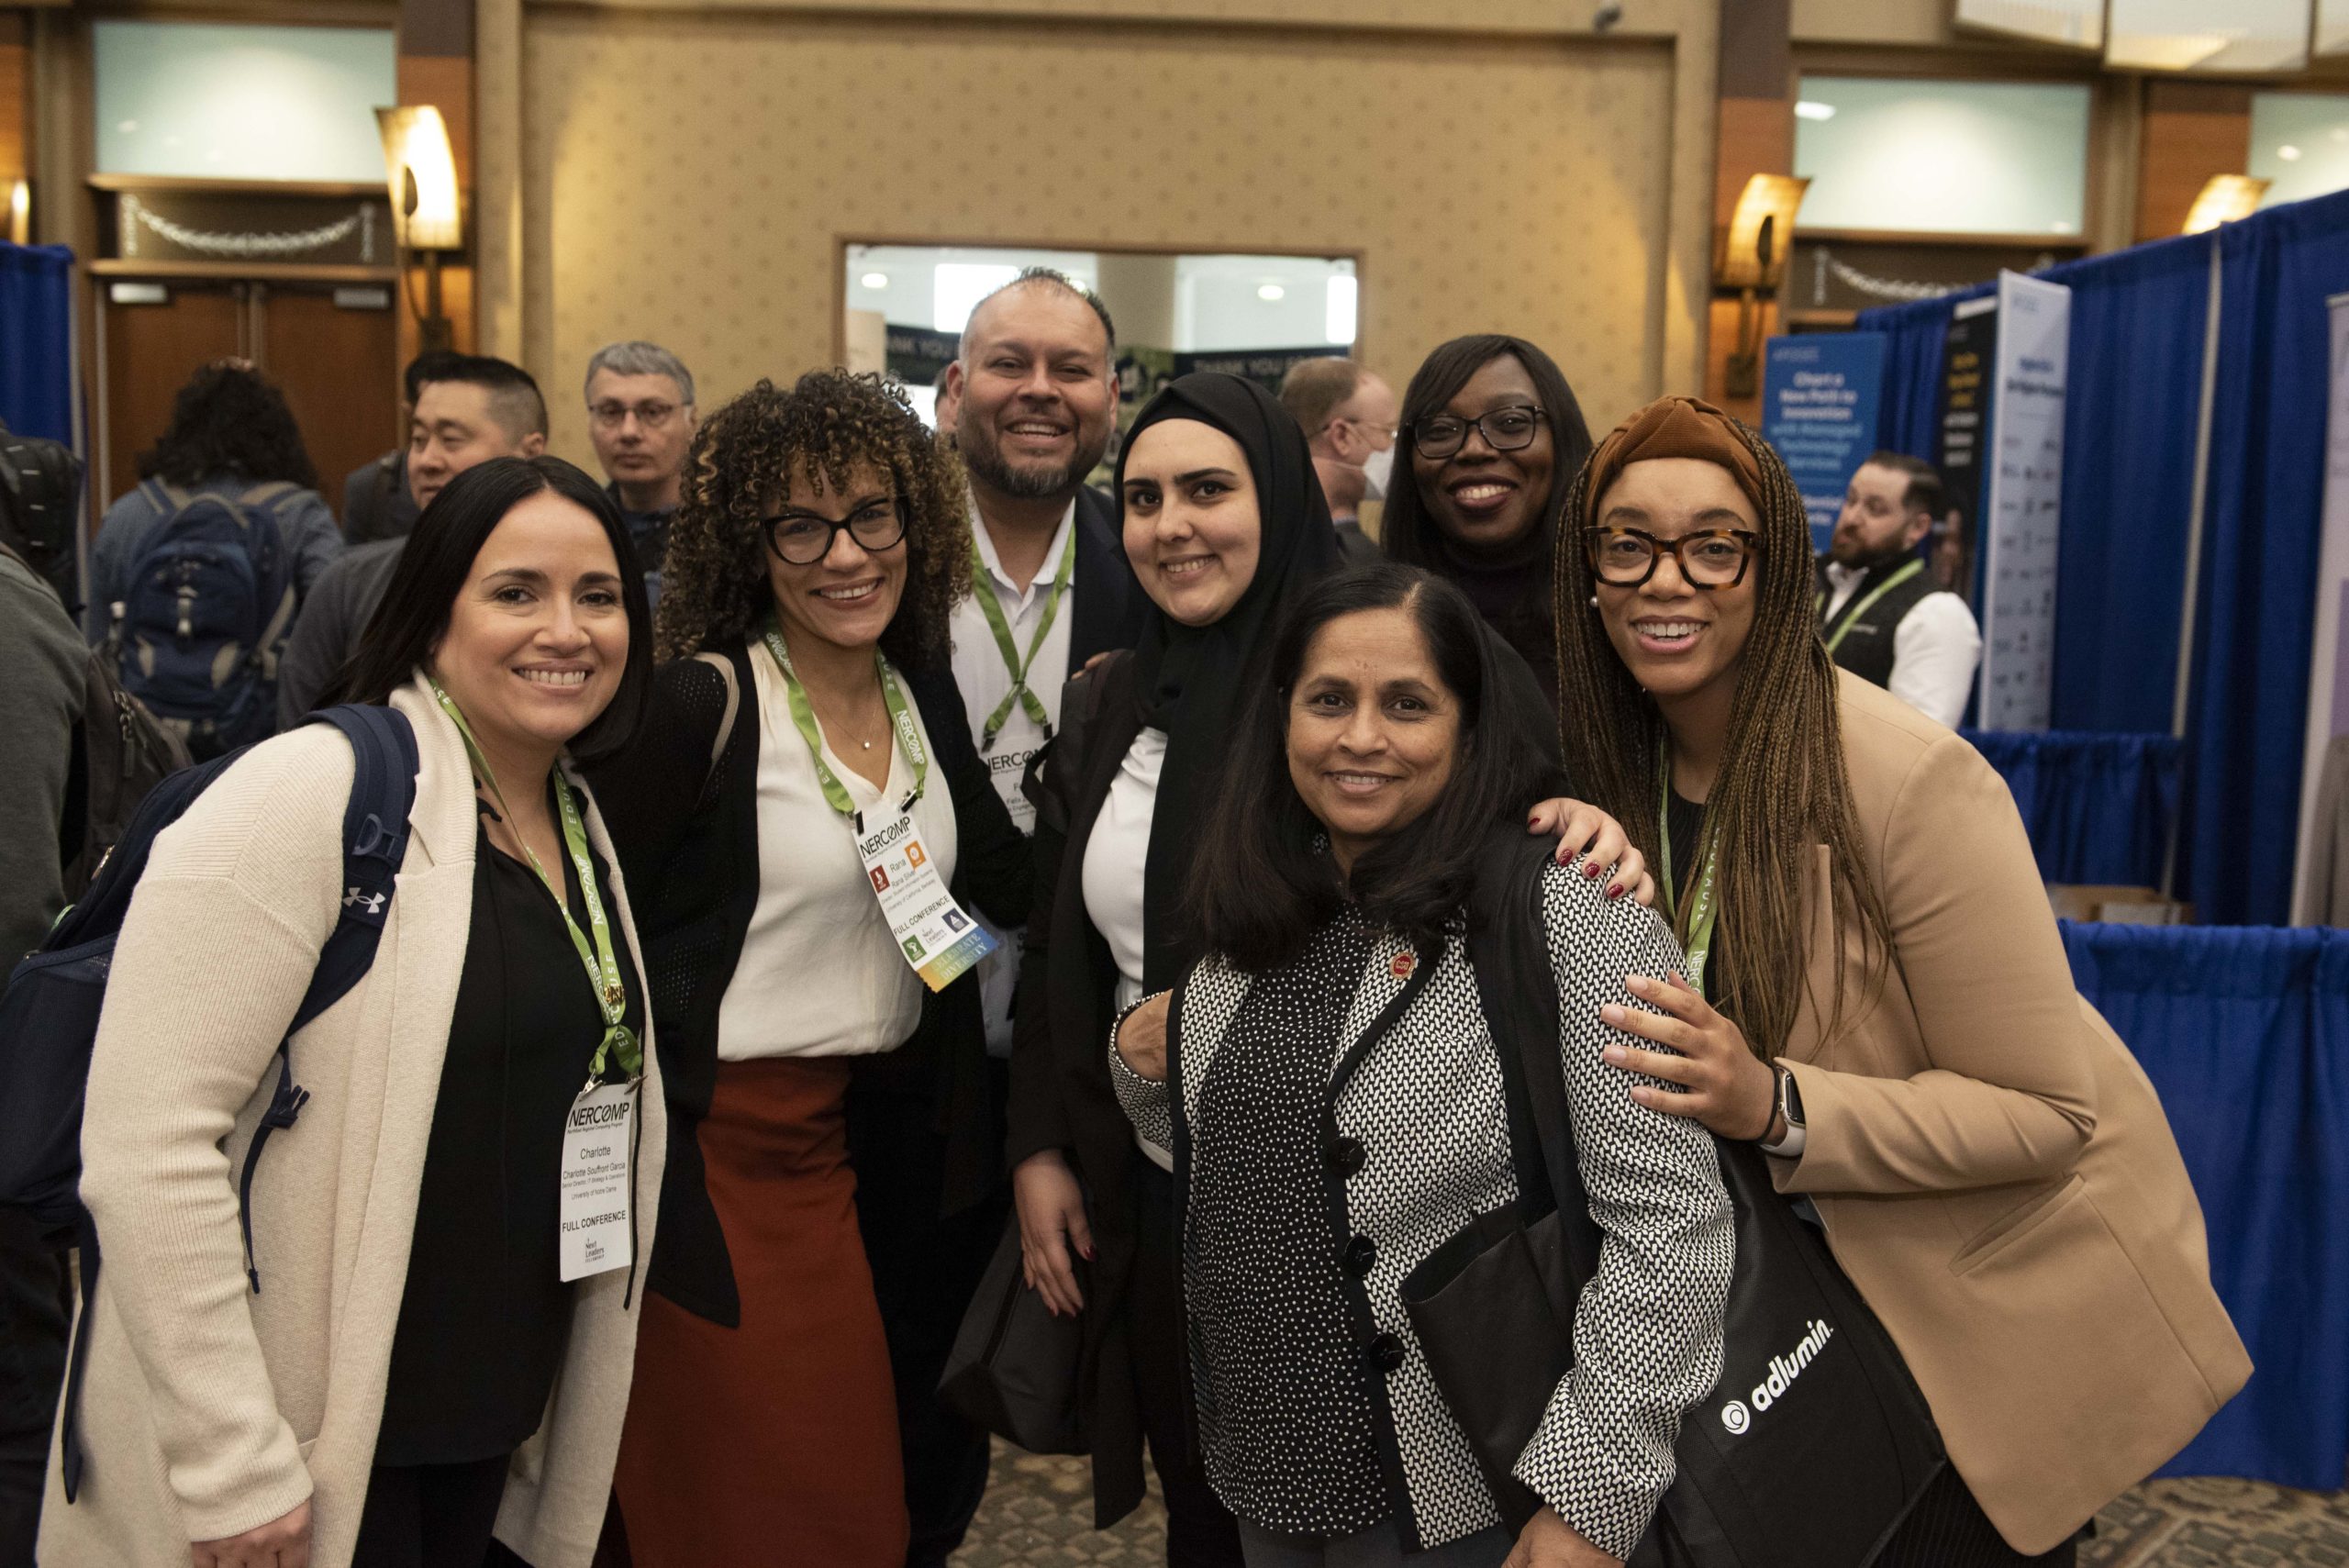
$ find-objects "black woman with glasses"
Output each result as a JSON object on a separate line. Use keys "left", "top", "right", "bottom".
{"left": 584, "top": 371, "right": 1031, "bottom": 1567}
{"left": 1377, "top": 335, "right": 1598, "bottom": 707}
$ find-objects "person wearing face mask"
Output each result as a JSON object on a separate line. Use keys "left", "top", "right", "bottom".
{"left": 584, "top": 371, "right": 1030, "bottom": 1568}
{"left": 1007, "top": 373, "right": 1654, "bottom": 1567}
{"left": 1553, "top": 396, "right": 2247, "bottom": 1565}
{"left": 1108, "top": 564, "right": 1731, "bottom": 1568}
{"left": 1380, "top": 337, "right": 1597, "bottom": 706}
{"left": 1817, "top": 452, "right": 1981, "bottom": 729}
{"left": 44, "top": 456, "right": 665, "bottom": 1568}
{"left": 1279, "top": 357, "right": 1399, "bottom": 566}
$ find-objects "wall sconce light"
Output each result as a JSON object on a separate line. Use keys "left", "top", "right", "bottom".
{"left": 6, "top": 179, "right": 28, "bottom": 246}
{"left": 2181, "top": 173, "right": 2270, "bottom": 234}
{"left": 1715, "top": 172, "right": 1809, "bottom": 398}
{"left": 375, "top": 106, "right": 462, "bottom": 352}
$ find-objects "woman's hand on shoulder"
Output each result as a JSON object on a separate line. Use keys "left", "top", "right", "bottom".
{"left": 1527, "top": 798, "right": 1655, "bottom": 908}
{"left": 1504, "top": 1507, "right": 1621, "bottom": 1568}
{"left": 1114, "top": 992, "right": 1171, "bottom": 1083}
{"left": 1599, "top": 973, "right": 1780, "bottom": 1142}
{"left": 192, "top": 1500, "right": 310, "bottom": 1568}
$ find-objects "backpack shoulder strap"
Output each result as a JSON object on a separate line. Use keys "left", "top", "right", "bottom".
{"left": 234, "top": 704, "right": 418, "bottom": 1293}
{"left": 691, "top": 649, "right": 740, "bottom": 787}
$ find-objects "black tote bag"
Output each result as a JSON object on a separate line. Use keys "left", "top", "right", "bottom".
{"left": 937, "top": 1215, "right": 1089, "bottom": 1456}
{"left": 1399, "top": 833, "right": 1945, "bottom": 1568}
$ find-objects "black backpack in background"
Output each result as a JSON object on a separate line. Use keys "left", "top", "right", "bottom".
{"left": 1399, "top": 829, "right": 1946, "bottom": 1568}
{"left": 0, "top": 419, "right": 85, "bottom": 616}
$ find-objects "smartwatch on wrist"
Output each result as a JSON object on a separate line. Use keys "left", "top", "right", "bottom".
{"left": 1774, "top": 1065, "right": 1805, "bottom": 1139}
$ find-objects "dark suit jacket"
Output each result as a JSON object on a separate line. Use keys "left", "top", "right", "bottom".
{"left": 585, "top": 642, "right": 1031, "bottom": 1326}
{"left": 1067, "top": 484, "right": 1149, "bottom": 667}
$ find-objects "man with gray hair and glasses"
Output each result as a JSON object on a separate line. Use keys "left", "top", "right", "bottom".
{"left": 584, "top": 339, "right": 697, "bottom": 595}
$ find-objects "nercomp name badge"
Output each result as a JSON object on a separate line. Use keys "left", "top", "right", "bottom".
{"left": 855, "top": 805, "right": 996, "bottom": 993}
{"left": 559, "top": 1077, "right": 637, "bottom": 1282}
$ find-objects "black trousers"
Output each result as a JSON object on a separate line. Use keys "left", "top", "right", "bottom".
{"left": 1873, "top": 1463, "right": 2079, "bottom": 1568}
{"left": 0, "top": 1214, "right": 68, "bottom": 1568}
{"left": 1131, "top": 1154, "right": 1247, "bottom": 1568}
{"left": 349, "top": 1453, "right": 510, "bottom": 1568}
{"left": 848, "top": 1079, "right": 1004, "bottom": 1568}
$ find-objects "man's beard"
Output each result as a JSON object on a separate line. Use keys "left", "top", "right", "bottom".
{"left": 1830, "top": 530, "right": 1913, "bottom": 571}
{"left": 957, "top": 418, "right": 1107, "bottom": 503}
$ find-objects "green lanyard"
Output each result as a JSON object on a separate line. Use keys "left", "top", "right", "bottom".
{"left": 1655, "top": 750, "right": 1720, "bottom": 1000}
{"left": 759, "top": 617, "right": 928, "bottom": 821}
{"left": 430, "top": 683, "right": 640, "bottom": 1081}
{"left": 971, "top": 523, "right": 1077, "bottom": 752}
{"left": 1817, "top": 557, "right": 1925, "bottom": 654}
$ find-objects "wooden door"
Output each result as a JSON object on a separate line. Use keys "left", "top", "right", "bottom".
{"left": 95, "top": 280, "right": 245, "bottom": 511}
{"left": 253, "top": 283, "right": 400, "bottom": 510}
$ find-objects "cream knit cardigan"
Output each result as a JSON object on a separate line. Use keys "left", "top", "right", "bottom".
{"left": 40, "top": 675, "right": 668, "bottom": 1568}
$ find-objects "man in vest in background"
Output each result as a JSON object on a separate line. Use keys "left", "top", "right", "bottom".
{"left": 1817, "top": 451, "right": 1982, "bottom": 730}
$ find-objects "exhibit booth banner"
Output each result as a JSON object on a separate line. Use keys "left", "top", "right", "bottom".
{"left": 1977, "top": 272, "right": 2071, "bottom": 733}
{"left": 0, "top": 243, "right": 75, "bottom": 446}
{"left": 1760, "top": 331, "right": 1885, "bottom": 551}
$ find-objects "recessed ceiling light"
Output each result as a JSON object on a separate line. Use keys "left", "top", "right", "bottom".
{"left": 860, "top": 272, "right": 889, "bottom": 289}
{"left": 1793, "top": 101, "right": 1836, "bottom": 121}
{"left": 2278, "top": 144, "right": 2303, "bottom": 162}
{"left": 1257, "top": 283, "right": 1286, "bottom": 302}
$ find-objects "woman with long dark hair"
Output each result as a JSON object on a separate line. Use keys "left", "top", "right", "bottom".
{"left": 1552, "top": 395, "right": 2248, "bottom": 1563}
{"left": 1107, "top": 563, "right": 1731, "bottom": 1568}
{"left": 1378, "top": 336, "right": 1595, "bottom": 705}
{"left": 1006, "top": 373, "right": 1652, "bottom": 1566}
{"left": 584, "top": 370, "right": 1030, "bottom": 1566}
{"left": 47, "top": 455, "right": 665, "bottom": 1568}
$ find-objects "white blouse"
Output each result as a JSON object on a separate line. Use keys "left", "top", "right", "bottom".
{"left": 1082, "top": 726, "right": 1172, "bottom": 1169}
{"left": 715, "top": 646, "right": 960, "bottom": 1061}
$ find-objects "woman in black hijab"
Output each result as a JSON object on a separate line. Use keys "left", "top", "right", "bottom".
{"left": 1379, "top": 335, "right": 1597, "bottom": 704}
{"left": 1004, "top": 373, "right": 1649, "bottom": 1564}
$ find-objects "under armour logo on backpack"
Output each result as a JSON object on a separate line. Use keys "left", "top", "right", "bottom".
{"left": 343, "top": 887, "right": 386, "bottom": 915}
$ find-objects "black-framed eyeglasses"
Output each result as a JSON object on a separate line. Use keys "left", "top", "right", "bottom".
{"left": 1584, "top": 527, "right": 1761, "bottom": 590}
{"left": 764, "top": 500, "right": 907, "bottom": 565}
{"left": 1409, "top": 405, "right": 1547, "bottom": 460}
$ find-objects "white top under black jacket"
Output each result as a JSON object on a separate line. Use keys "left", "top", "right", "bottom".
{"left": 1112, "top": 861, "right": 1733, "bottom": 1557}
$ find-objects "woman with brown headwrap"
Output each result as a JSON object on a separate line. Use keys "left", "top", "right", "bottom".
{"left": 1552, "top": 396, "right": 2248, "bottom": 1565}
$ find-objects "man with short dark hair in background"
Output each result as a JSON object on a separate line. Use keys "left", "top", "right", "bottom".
{"left": 340, "top": 350, "right": 463, "bottom": 544}
{"left": 277, "top": 355, "right": 549, "bottom": 727}
{"left": 584, "top": 339, "right": 696, "bottom": 593}
{"left": 0, "top": 543, "right": 85, "bottom": 1568}
{"left": 1278, "top": 355, "right": 1397, "bottom": 565}
{"left": 1818, "top": 450, "right": 1982, "bottom": 729}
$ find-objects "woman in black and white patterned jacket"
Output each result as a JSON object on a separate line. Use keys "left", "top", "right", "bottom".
{"left": 1109, "top": 563, "right": 1732, "bottom": 1568}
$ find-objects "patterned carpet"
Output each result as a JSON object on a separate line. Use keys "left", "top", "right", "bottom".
{"left": 951, "top": 1446, "right": 2349, "bottom": 1567}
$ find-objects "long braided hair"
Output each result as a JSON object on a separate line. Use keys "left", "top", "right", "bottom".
{"left": 1551, "top": 410, "right": 1898, "bottom": 1061}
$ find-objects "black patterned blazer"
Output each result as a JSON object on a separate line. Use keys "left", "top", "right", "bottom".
{"left": 1113, "top": 857, "right": 1733, "bottom": 1557}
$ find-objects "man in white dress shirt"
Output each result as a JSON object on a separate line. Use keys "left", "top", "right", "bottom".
{"left": 1816, "top": 452, "right": 1983, "bottom": 729}
{"left": 941, "top": 268, "right": 1147, "bottom": 1058}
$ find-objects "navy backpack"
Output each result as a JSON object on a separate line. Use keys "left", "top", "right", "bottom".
{"left": 0, "top": 704, "right": 417, "bottom": 1500}
{"left": 105, "top": 479, "right": 305, "bottom": 759}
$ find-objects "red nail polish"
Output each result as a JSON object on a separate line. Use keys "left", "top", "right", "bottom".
{"left": 1608, "top": 884, "right": 1625, "bottom": 899}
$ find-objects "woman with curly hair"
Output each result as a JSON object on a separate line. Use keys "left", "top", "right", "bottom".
{"left": 87, "top": 359, "right": 344, "bottom": 752}
{"left": 584, "top": 369, "right": 1030, "bottom": 1566}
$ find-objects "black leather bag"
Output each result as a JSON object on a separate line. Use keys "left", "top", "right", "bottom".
{"left": 937, "top": 1215, "right": 1088, "bottom": 1456}
{"left": 1400, "top": 833, "right": 1946, "bottom": 1568}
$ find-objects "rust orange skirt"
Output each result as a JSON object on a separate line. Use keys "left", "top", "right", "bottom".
{"left": 614, "top": 1057, "right": 908, "bottom": 1567}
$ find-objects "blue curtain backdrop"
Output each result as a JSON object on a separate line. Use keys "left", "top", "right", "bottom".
{"left": 1856, "top": 238, "right": 2210, "bottom": 737}
{"left": 0, "top": 242, "right": 75, "bottom": 445}
{"left": 2180, "top": 190, "right": 2349, "bottom": 927}
{"left": 1964, "top": 730, "right": 2179, "bottom": 885}
{"left": 2064, "top": 921, "right": 2349, "bottom": 1488}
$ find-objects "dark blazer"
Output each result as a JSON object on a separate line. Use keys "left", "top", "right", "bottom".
{"left": 1068, "top": 483, "right": 1149, "bottom": 667}
{"left": 587, "top": 641, "right": 1031, "bottom": 1326}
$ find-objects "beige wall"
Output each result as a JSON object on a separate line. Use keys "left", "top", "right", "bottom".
{"left": 1791, "top": 0, "right": 1961, "bottom": 47}
{"left": 479, "top": 1, "right": 1717, "bottom": 465}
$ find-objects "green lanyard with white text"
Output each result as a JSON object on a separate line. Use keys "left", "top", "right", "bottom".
{"left": 759, "top": 618, "right": 928, "bottom": 823}
{"left": 1656, "top": 749, "right": 1720, "bottom": 1000}
{"left": 971, "top": 524, "right": 1077, "bottom": 752}
{"left": 431, "top": 683, "right": 640, "bottom": 1081}
{"left": 1817, "top": 557, "right": 1925, "bottom": 654}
